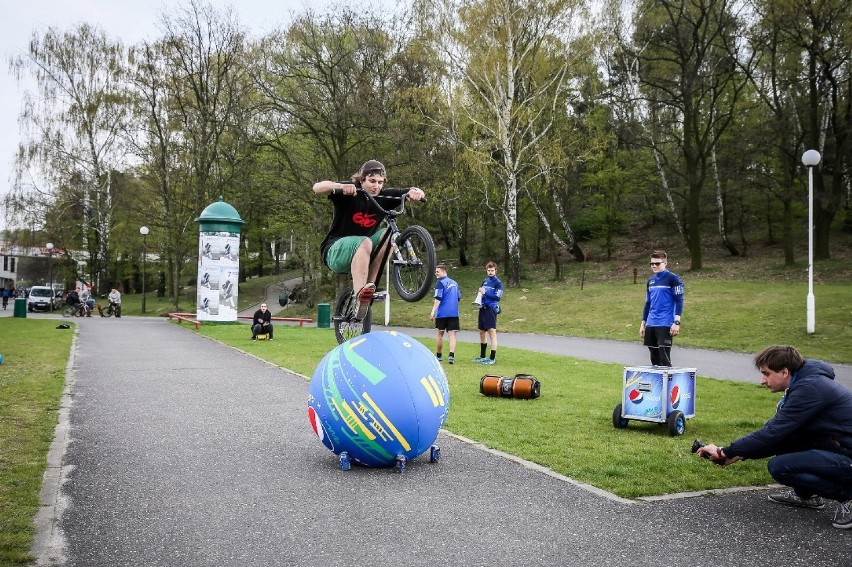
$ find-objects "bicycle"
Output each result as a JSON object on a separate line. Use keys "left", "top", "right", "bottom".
{"left": 331, "top": 188, "right": 436, "bottom": 344}
{"left": 61, "top": 303, "right": 89, "bottom": 317}
{"left": 94, "top": 301, "right": 119, "bottom": 318}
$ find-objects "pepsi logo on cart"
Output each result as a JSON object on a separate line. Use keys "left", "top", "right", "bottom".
{"left": 628, "top": 388, "right": 644, "bottom": 404}
{"left": 670, "top": 385, "right": 681, "bottom": 409}
{"left": 307, "top": 331, "right": 449, "bottom": 468}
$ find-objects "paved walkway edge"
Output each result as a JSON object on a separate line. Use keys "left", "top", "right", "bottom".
{"left": 32, "top": 328, "right": 75, "bottom": 565}
{"left": 439, "top": 430, "right": 636, "bottom": 505}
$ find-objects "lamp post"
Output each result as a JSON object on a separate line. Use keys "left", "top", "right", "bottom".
{"left": 139, "top": 226, "right": 149, "bottom": 313}
{"left": 801, "top": 150, "right": 821, "bottom": 334}
{"left": 46, "top": 242, "right": 54, "bottom": 308}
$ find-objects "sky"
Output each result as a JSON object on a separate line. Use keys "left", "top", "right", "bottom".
{"left": 0, "top": 0, "right": 391, "bottom": 233}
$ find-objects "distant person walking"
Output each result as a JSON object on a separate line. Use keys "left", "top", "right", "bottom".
{"left": 639, "top": 251, "right": 683, "bottom": 367}
{"left": 1, "top": 287, "right": 9, "bottom": 309}
{"left": 474, "top": 261, "right": 503, "bottom": 365}
{"left": 430, "top": 264, "right": 460, "bottom": 364}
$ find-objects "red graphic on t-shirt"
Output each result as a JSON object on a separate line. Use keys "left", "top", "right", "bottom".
{"left": 353, "top": 212, "right": 377, "bottom": 228}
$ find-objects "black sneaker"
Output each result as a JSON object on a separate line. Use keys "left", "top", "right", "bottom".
{"left": 768, "top": 490, "right": 825, "bottom": 509}
{"left": 251, "top": 337, "right": 257, "bottom": 341}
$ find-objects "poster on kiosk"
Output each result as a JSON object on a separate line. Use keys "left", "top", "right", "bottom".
{"left": 196, "top": 233, "right": 240, "bottom": 321}
{"left": 195, "top": 198, "right": 244, "bottom": 322}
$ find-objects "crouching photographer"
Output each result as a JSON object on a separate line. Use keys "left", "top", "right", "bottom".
{"left": 695, "top": 345, "right": 852, "bottom": 530}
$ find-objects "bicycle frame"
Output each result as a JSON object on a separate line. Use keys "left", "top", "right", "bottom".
{"left": 337, "top": 187, "right": 416, "bottom": 293}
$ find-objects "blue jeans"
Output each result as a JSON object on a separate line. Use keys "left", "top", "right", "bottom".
{"left": 768, "top": 449, "right": 852, "bottom": 501}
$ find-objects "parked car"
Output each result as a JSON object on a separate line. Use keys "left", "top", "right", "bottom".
{"left": 27, "top": 285, "right": 58, "bottom": 312}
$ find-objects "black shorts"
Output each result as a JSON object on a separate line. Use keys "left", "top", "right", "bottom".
{"left": 478, "top": 306, "right": 498, "bottom": 331}
{"left": 643, "top": 326, "right": 673, "bottom": 348}
{"left": 435, "top": 317, "right": 460, "bottom": 331}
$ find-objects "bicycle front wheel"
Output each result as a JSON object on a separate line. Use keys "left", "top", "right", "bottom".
{"left": 333, "top": 287, "right": 372, "bottom": 345}
{"left": 61, "top": 305, "right": 76, "bottom": 318}
{"left": 392, "top": 225, "right": 436, "bottom": 302}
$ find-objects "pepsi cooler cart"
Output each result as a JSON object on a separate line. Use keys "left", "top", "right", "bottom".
{"left": 613, "top": 366, "right": 696, "bottom": 436}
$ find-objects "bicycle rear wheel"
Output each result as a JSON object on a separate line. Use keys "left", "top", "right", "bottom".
{"left": 392, "top": 225, "right": 436, "bottom": 302}
{"left": 333, "top": 287, "right": 372, "bottom": 345}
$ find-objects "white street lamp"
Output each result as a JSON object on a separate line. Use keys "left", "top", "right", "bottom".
{"left": 45, "top": 242, "right": 54, "bottom": 307}
{"left": 801, "top": 149, "right": 821, "bottom": 334}
{"left": 139, "top": 226, "right": 149, "bottom": 313}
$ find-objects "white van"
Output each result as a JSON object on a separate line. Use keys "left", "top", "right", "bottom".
{"left": 27, "top": 286, "right": 58, "bottom": 312}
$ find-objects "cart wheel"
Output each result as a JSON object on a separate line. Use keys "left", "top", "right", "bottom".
{"left": 667, "top": 410, "right": 685, "bottom": 436}
{"left": 429, "top": 445, "right": 440, "bottom": 463}
{"left": 612, "top": 404, "right": 629, "bottom": 429}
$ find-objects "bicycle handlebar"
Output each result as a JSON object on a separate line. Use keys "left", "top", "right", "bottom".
{"left": 330, "top": 187, "right": 427, "bottom": 215}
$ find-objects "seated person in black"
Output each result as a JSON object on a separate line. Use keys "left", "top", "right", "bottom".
{"left": 251, "top": 303, "right": 273, "bottom": 340}
{"left": 65, "top": 289, "right": 85, "bottom": 315}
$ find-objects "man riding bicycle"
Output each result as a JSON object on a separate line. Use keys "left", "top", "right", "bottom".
{"left": 313, "top": 160, "right": 425, "bottom": 320}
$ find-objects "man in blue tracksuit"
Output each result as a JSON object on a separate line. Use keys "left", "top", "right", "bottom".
{"left": 640, "top": 250, "right": 684, "bottom": 366}
{"left": 474, "top": 261, "right": 503, "bottom": 365}
{"left": 697, "top": 345, "right": 852, "bottom": 530}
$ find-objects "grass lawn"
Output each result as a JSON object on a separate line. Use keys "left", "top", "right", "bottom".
{"left": 0, "top": 318, "right": 72, "bottom": 565}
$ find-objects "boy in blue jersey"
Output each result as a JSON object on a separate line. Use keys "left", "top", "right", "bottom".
{"left": 430, "top": 264, "right": 461, "bottom": 364}
{"left": 639, "top": 251, "right": 684, "bottom": 366}
{"left": 474, "top": 261, "right": 503, "bottom": 365}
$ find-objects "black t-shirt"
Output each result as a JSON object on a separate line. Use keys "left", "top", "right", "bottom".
{"left": 319, "top": 182, "right": 409, "bottom": 262}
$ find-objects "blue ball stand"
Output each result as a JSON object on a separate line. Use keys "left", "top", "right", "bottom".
{"left": 395, "top": 454, "right": 407, "bottom": 473}
{"left": 429, "top": 445, "right": 440, "bottom": 463}
{"left": 339, "top": 451, "right": 351, "bottom": 471}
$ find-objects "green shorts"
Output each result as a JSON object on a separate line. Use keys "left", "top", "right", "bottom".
{"left": 325, "top": 232, "right": 384, "bottom": 273}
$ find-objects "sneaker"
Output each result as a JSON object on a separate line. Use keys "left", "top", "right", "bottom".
{"left": 268, "top": 338, "right": 274, "bottom": 341}
{"left": 355, "top": 283, "right": 375, "bottom": 320}
{"left": 768, "top": 490, "right": 825, "bottom": 509}
{"left": 436, "top": 354, "right": 443, "bottom": 362}
{"left": 472, "top": 357, "right": 485, "bottom": 363}
{"left": 833, "top": 500, "right": 852, "bottom": 529}
{"left": 448, "top": 355, "right": 454, "bottom": 364}
{"left": 251, "top": 337, "right": 257, "bottom": 341}
{"left": 481, "top": 358, "right": 496, "bottom": 365}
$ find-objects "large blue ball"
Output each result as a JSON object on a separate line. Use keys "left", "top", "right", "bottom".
{"left": 307, "top": 331, "right": 450, "bottom": 467}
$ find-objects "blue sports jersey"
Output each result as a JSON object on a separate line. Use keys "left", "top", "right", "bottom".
{"left": 480, "top": 275, "right": 503, "bottom": 309}
{"left": 643, "top": 270, "right": 684, "bottom": 326}
{"left": 434, "top": 276, "right": 460, "bottom": 318}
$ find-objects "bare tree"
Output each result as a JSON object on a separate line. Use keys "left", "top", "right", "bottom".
{"left": 126, "top": 0, "right": 253, "bottom": 308}
{"left": 428, "top": 0, "right": 590, "bottom": 286}
{"left": 7, "top": 23, "right": 130, "bottom": 292}
{"left": 628, "top": 0, "right": 750, "bottom": 269}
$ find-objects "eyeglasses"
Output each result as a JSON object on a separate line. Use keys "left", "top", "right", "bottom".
{"left": 649, "top": 262, "right": 664, "bottom": 266}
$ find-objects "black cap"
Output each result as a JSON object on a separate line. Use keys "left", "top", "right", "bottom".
{"left": 359, "top": 160, "right": 386, "bottom": 177}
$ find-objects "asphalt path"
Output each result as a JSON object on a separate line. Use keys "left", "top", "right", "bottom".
{"left": 17, "top": 312, "right": 851, "bottom": 566}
